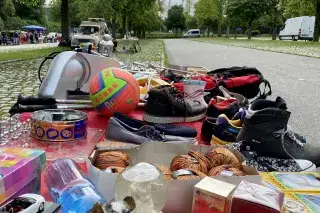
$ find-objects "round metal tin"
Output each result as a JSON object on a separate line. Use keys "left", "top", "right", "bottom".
{"left": 30, "top": 109, "right": 88, "bottom": 142}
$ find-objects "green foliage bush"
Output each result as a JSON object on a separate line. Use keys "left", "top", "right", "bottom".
{"left": 4, "top": 16, "right": 25, "bottom": 30}
{"left": 46, "top": 22, "right": 60, "bottom": 33}
{"left": 0, "top": 18, "right": 4, "bottom": 31}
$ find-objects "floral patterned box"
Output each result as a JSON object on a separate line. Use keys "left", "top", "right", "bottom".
{"left": 0, "top": 147, "right": 46, "bottom": 204}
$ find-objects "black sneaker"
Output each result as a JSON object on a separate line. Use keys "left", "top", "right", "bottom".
{"left": 207, "top": 98, "right": 240, "bottom": 118}
{"left": 201, "top": 117, "right": 217, "bottom": 144}
{"left": 237, "top": 97, "right": 320, "bottom": 166}
{"left": 143, "top": 85, "right": 207, "bottom": 123}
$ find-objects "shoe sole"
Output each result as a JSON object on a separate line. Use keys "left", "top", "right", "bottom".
{"left": 211, "top": 135, "right": 235, "bottom": 145}
{"left": 143, "top": 112, "right": 206, "bottom": 123}
{"left": 300, "top": 163, "right": 316, "bottom": 172}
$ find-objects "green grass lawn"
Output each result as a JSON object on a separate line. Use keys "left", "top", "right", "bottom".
{"left": 191, "top": 37, "right": 320, "bottom": 58}
{"left": 114, "top": 39, "right": 165, "bottom": 65}
{"left": 0, "top": 47, "right": 70, "bottom": 61}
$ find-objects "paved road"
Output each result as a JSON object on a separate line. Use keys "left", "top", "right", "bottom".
{"left": 0, "top": 43, "right": 58, "bottom": 53}
{"left": 165, "top": 39, "right": 320, "bottom": 147}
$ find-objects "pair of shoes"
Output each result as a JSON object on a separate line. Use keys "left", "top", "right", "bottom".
{"left": 143, "top": 85, "right": 207, "bottom": 123}
{"left": 201, "top": 109, "right": 245, "bottom": 145}
{"left": 106, "top": 112, "right": 197, "bottom": 144}
{"left": 237, "top": 97, "right": 320, "bottom": 166}
{"left": 114, "top": 112, "right": 197, "bottom": 138}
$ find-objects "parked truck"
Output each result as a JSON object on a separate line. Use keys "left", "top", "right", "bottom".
{"left": 71, "top": 18, "right": 110, "bottom": 48}
{"left": 279, "top": 16, "right": 315, "bottom": 41}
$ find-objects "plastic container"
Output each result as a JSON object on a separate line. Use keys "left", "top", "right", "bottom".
{"left": 45, "top": 158, "right": 106, "bottom": 213}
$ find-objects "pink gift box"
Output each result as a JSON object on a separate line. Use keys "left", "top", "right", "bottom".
{"left": 0, "top": 147, "right": 46, "bottom": 204}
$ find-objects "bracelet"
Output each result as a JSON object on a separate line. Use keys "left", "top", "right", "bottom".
{"left": 30, "top": 109, "right": 88, "bottom": 142}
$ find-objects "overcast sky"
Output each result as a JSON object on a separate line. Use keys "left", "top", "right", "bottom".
{"left": 169, "top": 0, "right": 184, "bottom": 6}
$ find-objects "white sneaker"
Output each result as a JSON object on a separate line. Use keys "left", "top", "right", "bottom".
{"left": 295, "top": 159, "right": 316, "bottom": 172}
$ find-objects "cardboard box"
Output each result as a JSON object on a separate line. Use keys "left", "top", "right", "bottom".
{"left": 0, "top": 147, "right": 46, "bottom": 204}
{"left": 87, "top": 142, "right": 261, "bottom": 213}
{"left": 231, "top": 181, "right": 284, "bottom": 213}
{"left": 192, "top": 177, "right": 236, "bottom": 213}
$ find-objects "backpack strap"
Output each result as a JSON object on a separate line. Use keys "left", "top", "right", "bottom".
{"left": 256, "top": 79, "right": 272, "bottom": 100}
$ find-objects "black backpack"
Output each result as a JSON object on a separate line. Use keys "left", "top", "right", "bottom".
{"left": 205, "top": 66, "right": 272, "bottom": 102}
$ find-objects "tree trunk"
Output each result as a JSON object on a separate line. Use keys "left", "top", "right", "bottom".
{"left": 313, "top": 2, "right": 320, "bottom": 42}
{"left": 61, "top": 0, "right": 69, "bottom": 41}
{"left": 142, "top": 30, "right": 146, "bottom": 38}
{"left": 226, "top": 26, "right": 230, "bottom": 38}
{"left": 207, "top": 28, "right": 209, "bottom": 37}
{"left": 248, "top": 21, "right": 252, "bottom": 39}
{"left": 112, "top": 15, "right": 116, "bottom": 39}
{"left": 218, "top": 22, "right": 222, "bottom": 37}
{"left": 121, "top": 16, "right": 126, "bottom": 38}
{"left": 272, "top": 25, "right": 277, "bottom": 40}
{"left": 234, "top": 29, "right": 237, "bottom": 39}
{"left": 128, "top": 21, "right": 132, "bottom": 35}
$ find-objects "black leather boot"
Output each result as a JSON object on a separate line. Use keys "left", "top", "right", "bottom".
{"left": 237, "top": 97, "right": 320, "bottom": 166}
{"left": 143, "top": 85, "right": 207, "bottom": 123}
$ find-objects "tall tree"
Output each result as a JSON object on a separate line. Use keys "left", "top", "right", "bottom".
{"left": 128, "top": 0, "right": 162, "bottom": 37}
{"left": 315, "top": 1, "right": 320, "bottom": 41}
{"left": 227, "top": 0, "right": 270, "bottom": 39}
{"left": 260, "top": 0, "right": 283, "bottom": 40}
{"left": 194, "top": 0, "right": 218, "bottom": 36}
{"left": 14, "top": 0, "right": 46, "bottom": 23}
{"left": 0, "top": 0, "right": 16, "bottom": 20}
{"left": 166, "top": 4, "right": 186, "bottom": 33}
{"left": 215, "top": 0, "right": 225, "bottom": 37}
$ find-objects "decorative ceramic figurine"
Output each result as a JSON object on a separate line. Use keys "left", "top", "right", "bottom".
{"left": 115, "top": 162, "right": 168, "bottom": 213}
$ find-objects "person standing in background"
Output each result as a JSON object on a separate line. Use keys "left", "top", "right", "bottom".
{"left": 35, "top": 31, "right": 39, "bottom": 43}
{"left": 30, "top": 31, "right": 34, "bottom": 44}
{"left": 26, "top": 32, "right": 29, "bottom": 43}
{"left": 14, "top": 31, "right": 19, "bottom": 45}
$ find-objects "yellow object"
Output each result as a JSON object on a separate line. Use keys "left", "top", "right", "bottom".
{"left": 261, "top": 172, "right": 320, "bottom": 212}
{"left": 210, "top": 115, "right": 242, "bottom": 146}
{"left": 211, "top": 135, "right": 230, "bottom": 145}
{"left": 261, "top": 172, "right": 320, "bottom": 193}
{"left": 137, "top": 76, "right": 169, "bottom": 100}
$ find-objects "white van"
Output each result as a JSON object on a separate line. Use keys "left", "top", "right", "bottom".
{"left": 183, "top": 29, "right": 201, "bottom": 38}
{"left": 279, "top": 16, "right": 315, "bottom": 41}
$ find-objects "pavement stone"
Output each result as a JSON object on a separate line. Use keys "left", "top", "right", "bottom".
{"left": 0, "top": 59, "right": 48, "bottom": 117}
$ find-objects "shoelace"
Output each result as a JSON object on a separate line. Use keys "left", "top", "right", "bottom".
{"left": 138, "top": 125, "right": 166, "bottom": 141}
{"left": 283, "top": 126, "right": 304, "bottom": 148}
{"left": 184, "top": 89, "right": 204, "bottom": 99}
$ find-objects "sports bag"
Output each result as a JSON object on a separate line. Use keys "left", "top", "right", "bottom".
{"left": 205, "top": 66, "right": 272, "bottom": 102}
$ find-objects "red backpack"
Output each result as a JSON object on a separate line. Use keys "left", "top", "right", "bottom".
{"left": 205, "top": 66, "right": 272, "bottom": 102}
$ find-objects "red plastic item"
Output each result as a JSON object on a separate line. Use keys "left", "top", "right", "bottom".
{"left": 191, "top": 74, "right": 217, "bottom": 90}
{"left": 223, "top": 75, "right": 260, "bottom": 88}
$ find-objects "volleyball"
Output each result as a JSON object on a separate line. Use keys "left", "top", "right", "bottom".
{"left": 89, "top": 67, "right": 140, "bottom": 116}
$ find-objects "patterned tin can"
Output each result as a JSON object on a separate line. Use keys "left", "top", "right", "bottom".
{"left": 30, "top": 109, "right": 88, "bottom": 142}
